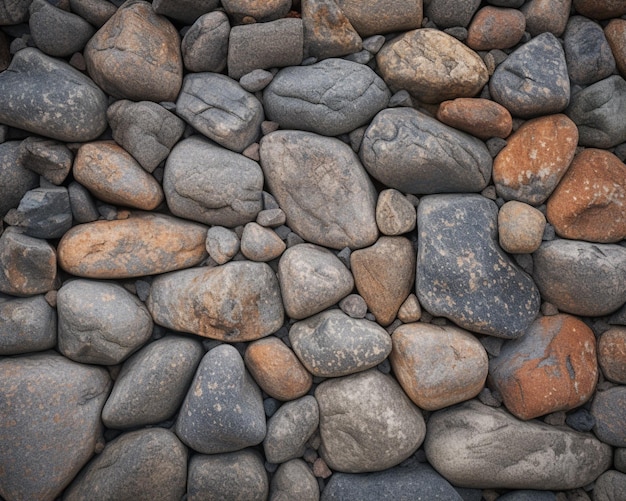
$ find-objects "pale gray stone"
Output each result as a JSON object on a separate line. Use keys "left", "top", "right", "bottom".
{"left": 68, "top": 0, "right": 117, "bottom": 28}
{"left": 376, "top": 188, "right": 417, "bottom": 236}
{"left": 206, "top": 226, "right": 240, "bottom": 265}
{"left": 239, "top": 69, "right": 274, "bottom": 93}
{"left": 593, "top": 470, "right": 626, "bottom": 501}
{"left": 270, "top": 459, "right": 320, "bottom": 501}
{"left": 0, "top": 294, "right": 56, "bottom": 355}
{"left": 240, "top": 222, "right": 286, "bottom": 262}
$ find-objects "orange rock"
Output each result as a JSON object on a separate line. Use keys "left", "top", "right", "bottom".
{"left": 490, "top": 314, "right": 598, "bottom": 420}
{"left": 493, "top": 114, "right": 578, "bottom": 205}
{"left": 605, "top": 19, "right": 626, "bottom": 79}
{"left": 546, "top": 149, "right": 626, "bottom": 243}
{"left": 597, "top": 327, "right": 626, "bottom": 384}
{"left": 57, "top": 212, "right": 207, "bottom": 279}
{"left": 436, "top": 98, "right": 513, "bottom": 139}
{"left": 244, "top": 337, "right": 312, "bottom": 401}
{"left": 467, "top": 6, "right": 526, "bottom": 51}
{"left": 573, "top": 0, "right": 626, "bottom": 20}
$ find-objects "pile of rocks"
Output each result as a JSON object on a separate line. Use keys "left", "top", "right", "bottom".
{"left": 1, "top": 0, "right": 626, "bottom": 499}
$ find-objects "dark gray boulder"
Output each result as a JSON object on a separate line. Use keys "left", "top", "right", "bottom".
{"left": 0, "top": 294, "right": 56, "bottom": 355}
{"left": 0, "top": 141, "right": 39, "bottom": 219}
{"left": 3, "top": 187, "right": 72, "bottom": 239}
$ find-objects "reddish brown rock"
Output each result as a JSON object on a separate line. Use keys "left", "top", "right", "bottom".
{"left": 493, "top": 114, "right": 578, "bottom": 205}
{"left": 436, "top": 98, "right": 513, "bottom": 140}
{"left": 498, "top": 201, "right": 546, "bottom": 254}
{"left": 490, "top": 314, "right": 598, "bottom": 420}
{"left": 467, "top": 6, "right": 526, "bottom": 51}
{"left": 597, "top": 327, "right": 626, "bottom": 384}
{"left": 546, "top": 149, "right": 626, "bottom": 243}
{"left": 522, "top": 0, "right": 571, "bottom": 37}
{"left": 244, "top": 337, "right": 312, "bottom": 401}
{"left": 57, "top": 212, "right": 208, "bottom": 279}
{"left": 574, "top": 0, "right": 626, "bottom": 19}
{"left": 350, "top": 236, "right": 415, "bottom": 326}
{"left": 605, "top": 19, "right": 626, "bottom": 79}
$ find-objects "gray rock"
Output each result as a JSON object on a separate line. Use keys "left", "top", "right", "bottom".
{"left": 260, "top": 130, "right": 378, "bottom": 250}
{"left": 0, "top": 294, "right": 56, "bottom": 355}
{"left": 497, "top": 491, "right": 556, "bottom": 501}
{"left": 67, "top": 181, "right": 99, "bottom": 224}
{"left": 63, "top": 428, "right": 187, "bottom": 501}
{"left": 278, "top": 243, "right": 354, "bottom": 320}
{"left": 102, "top": 335, "right": 204, "bottom": 429}
{"left": 164, "top": 136, "right": 264, "bottom": 227}
{"left": 188, "top": 450, "right": 269, "bottom": 501}
{"left": 315, "top": 369, "right": 425, "bottom": 473}
{"left": 532, "top": 239, "right": 626, "bottom": 316}
{"left": 360, "top": 108, "right": 492, "bottom": 194}
{"left": 270, "top": 459, "right": 320, "bottom": 501}
{"left": 57, "top": 279, "right": 153, "bottom": 365}
{"left": 264, "top": 58, "right": 389, "bottom": 137}
{"left": 222, "top": 0, "right": 292, "bottom": 23}
{"left": 228, "top": 19, "right": 304, "bottom": 80}
{"left": 564, "top": 16, "right": 615, "bottom": 86}
{"left": 591, "top": 387, "right": 626, "bottom": 447}
{"left": 566, "top": 75, "right": 626, "bottom": 148}
{"left": 256, "top": 208, "right": 286, "bottom": 227}
{"left": 175, "top": 344, "right": 266, "bottom": 454}
{"left": 240, "top": 222, "right": 286, "bottom": 262}
{"left": 0, "top": 0, "right": 33, "bottom": 24}
{"left": 176, "top": 73, "right": 264, "bottom": 152}
{"left": 290, "top": 310, "right": 392, "bottom": 377}
{"left": 376, "top": 188, "right": 417, "bottom": 236}
{"left": 68, "top": 0, "right": 117, "bottom": 28}
{"left": 0, "top": 141, "right": 39, "bottom": 219}
{"left": 339, "top": 294, "right": 368, "bottom": 319}
{"left": 153, "top": 0, "right": 219, "bottom": 24}
{"left": 0, "top": 48, "right": 108, "bottom": 142}
{"left": 416, "top": 194, "right": 540, "bottom": 339}
{"left": 18, "top": 136, "right": 72, "bottom": 185}
{"left": 181, "top": 11, "right": 230, "bottom": 73}
{"left": 4, "top": 187, "right": 72, "bottom": 239}
{"left": 206, "top": 225, "right": 240, "bottom": 265}
{"left": 424, "top": 400, "right": 613, "bottom": 490}
{"left": 593, "top": 470, "right": 626, "bottom": 501}
{"left": 264, "top": 396, "right": 319, "bottom": 464}
{"left": 0, "top": 353, "right": 110, "bottom": 501}
{"left": 616, "top": 449, "right": 626, "bottom": 474}
{"left": 239, "top": 69, "right": 274, "bottom": 93}
{"left": 490, "top": 32, "right": 570, "bottom": 118}
{"left": 426, "top": 0, "right": 480, "bottom": 28}
{"left": 302, "top": 0, "right": 362, "bottom": 60}
{"left": 321, "top": 462, "right": 463, "bottom": 501}
{"left": 107, "top": 100, "right": 185, "bottom": 173}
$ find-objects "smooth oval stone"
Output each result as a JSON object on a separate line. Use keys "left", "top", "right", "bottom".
{"left": 147, "top": 260, "right": 284, "bottom": 342}
{"left": 375, "top": 188, "right": 417, "bottom": 236}
{"left": 532, "top": 239, "right": 626, "bottom": 316}
{"left": 63, "top": 428, "right": 187, "bottom": 501}
{"left": 316, "top": 369, "right": 425, "bottom": 473}
{"left": 598, "top": 327, "right": 626, "bottom": 384}
{"left": 593, "top": 470, "right": 626, "bottom": 501}
{"left": 0, "top": 141, "right": 39, "bottom": 219}
{"left": 0, "top": 294, "right": 56, "bottom": 355}
{"left": 425, "top": 400, "right": 613, "bottom": 490}
{"left": 0, "top": 48, "right": 107, "bottom": 142}
{"left": 360, "top": 108, "right": 492, "bottom": 194}
{"left": 436, "top": 97, "right": 513, "bottom": 140}
{"left": 270, "top": 459, "right": 319, "bottom": 501}
{"left": 498, "top": 201, "right": 546, "bottom": 254}
{"left": 0, "top": 353, "right": 110, "bottom": 501}
{"left": 260, "top": 130, "right": 378, "bottom": 250}
{"left": 289, "top": 309, "right": 392, "bottom": 378}
{"left": 592, "top": 387, "right": 626, "bottom": 447}
{"left": 377, "top": 28, "right": 488, "bottom": 103}
{"left": 263, "top": 58, "right": 389, "bottom": 137}
{"left": 57, "top": 212, "right": 208, "bottom": 279}
{"left": 564, "top": 16, "right": 615, "bottom": 86}
{"left": 416, "top": 194, "right": 540, "bottom": 339}
{"left": 175, "top": 344, "right": 266, "bottom": 454}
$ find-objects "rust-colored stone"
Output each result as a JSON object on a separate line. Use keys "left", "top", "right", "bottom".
{"left": 467, "top": 6, "right": 526, "bottom": 51}
{"left": 436, "top": 98, "right": 513, "bottom": 139}
{"left": 605, "top": 19, "right": 626, "bottom": 79}
{"left": 597, "top": 327, "right": 626, "bottom": 384}
{"left": 573, "top": 0, "right": 626, "bottom": 20}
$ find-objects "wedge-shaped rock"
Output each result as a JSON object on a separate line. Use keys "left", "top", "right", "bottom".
{"left": 147, "top": 261, "right": 284, "bottom": 342}
{"left": 302, "top": 0, "right": 362, "bottom": 60}
{"left": 260, "top": 130, "right": 378, "bottom": 250}
{"left": 360, "top": 108, "right": 492, "bottom": 194}
{"left": 425, "top": 400, "right": 613, "bottom": 490}
{"left": 57, "top": 212, "right": 207, "bottom": 279}
{"left": 416, "top": 195, "right": 540, "bottom": 338}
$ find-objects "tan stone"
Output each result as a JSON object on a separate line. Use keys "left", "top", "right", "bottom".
{"left": 397, "top": 294, "right": 421, "bottom": 323}
{"left": 244, "top": 337, "right": 312, "bottom": 401}
{"left": 240, "top": 222, "right": 286, "bottom": 262}
{"left": 598, "top": 327, "right": 626, "bottom": 384}
{"left": 350, "top": 236, "right": 415, "bottom": 326}
{"left": 390, "top": 323, "right": 488, "bottom": 411}
{"left": 335, "top": 0, "right": 422, "bottom": 37}
{"left": 605, "top": 19, "right": 626, "bottom": 79}
{"left": 493, "top": 114, "right": 578, "bottom": 205}
{"left": 467, "top": 6, "right": 526, "bottom": 51}
{"left": 73, "top": 142, "right": 164, "bottom": 211}
{"left": 546, "top": 149, "right": 626, "bottom": 243}
{"left": 498, "top": 201, "right": 546, "bottom": 254}
{"left": 377, "top": 29, "right": 488, "bottom": 104}
{"left": 84, "top": 0, "right": 182, "bottom": 102}
{"left": 573, "top": 0, "right": 626, "bottom": 20}
{"left": 57, "top": 212, "right": 208, "bottom": 279}
{"left": 436, "top": 98, "right": 513, "bottom": 140}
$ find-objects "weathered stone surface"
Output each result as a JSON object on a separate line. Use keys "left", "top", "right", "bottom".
{"left": 0, "top": 353, "right": 110, "bottom": 501}
{"left": 102, "top": 335, "right": 204, "bottom": 428}
{"left": 206, "top": 226, "right": 240, "bottom": 265}
{"left": 84, "top": 0, "right": 183, "bottom": 102}
{"left": 436, "top": 98, "right": 513, "bottom": 140}
{"left": 467, "top": 6, "right": 526, "bottom": 51}
{"left": 175, "top": 344, "right": 266, "bottom": 454}
{"left": 302, "top": 0, "right": 362, "bottom": 60}
{"left": 532, "top": 239, "right": 626, "bottom": 316}
{"left": 0, "top": 142, "right": 39, "bottom": 219}
{"left": 493, "top": 114, "right": 578, "bottom": 205}
{"left": 17, "top": 137, "right": 72, "bottom": 185}
{"left": 360, "top": 108, "right": 492, "bottom": 194}
{"left": 335, "top": 0, "right": 422, "bottom": 37}
{"left": 490, "top": 33, "right": 570, "bottom": 118}
{"left": 176, "top": 73, "right": 264, "bottom": 152}
{"left": 165, "top": 136, "right": 263, "bottom": 227}
{"left": 0, "top": 48, "right": 108, "bottom": 142}
{"left": 263, "top": 58, "right": 389, "bottom": 137}
{"left": 0, "top": 294, "right": 56, "bottom": 355}
{"left": 271, "top": 459, "right": 319, "bottom": 501}
{"left": 0, "top": 0, "right": 33, "bottom": 24}
{"left": 417, "top": 195, "right": 540, "bottom": 339}
{"left": 240, "top": 222, "right": 286, "bottom": 262}
{"left": 522, "top": 0, "right": 571, "bottom": 37}
{"left": 425, "top": 400, "right": 613, "bottom": 490}
{"left": 598, "top": 327, "right": 626, "bottom": 384}
{"left": 592, "top": 387, "right": 626, "bottom": 447}
{"left": 605, "top": 19, "right": 626, "bottom": 78}
{"left": 390, "top": 323, "right": 488, "bottom": 411}
{"left": 564, "top": 16, "right": 615, "bottom": 86}
{"left": 63, "top": 428, "right": 187, "bottom": 501}
{"left": 181, "top": 11, "right": 230, "bottom": 73}
{"left": 573, "top": 0, "right": 626, "bottom": 19}
{"left": 594, "top": 470, "right": 626, "bottom": 501}
{"left": 188, "top": 450, "right": 268, "bottom": 501}
{"left": 375, "top": 188, "right": 416, "bottom": 236}
{"left": 289, "top": 310, "right": 392, "bottom": 378}
{"left": 147, "top": 261, "right": 284, "bottom": 342}
{"left": 397, "top": 294, "right": 422, "bottom": 323}
{"left": 316, "top": 369, "right": 425, "bottom": 473}
{"left": 107, "top": 100, "right": 185, "bottom": 173}
{"left": 152, "top": 0, "right": 219, "bottom": 24}
{"left": 4, "top": 187, "right": 72, "bottom": 239}
{"left": 58, "top": 212, "right": 208, "bottom": 279}
{"left": 278, "top": 243, "right": 354, "bottom": 320}
{"left": 260, "top": 130, "right": 378, "bottom": 250}
{"left": 565, "top": 75, "right": 626, "bottom": 148}
{"left": 377, "top": 29, "right": 488, "bottom": 104}
{"left": 68, "top": 0, "right": 118, "bottom": 28}
{"left": 67, "top": 181, "right": 99, "bottom": 224}
{"left": 222, "top": 0, "right": 291, "bottom": 23}
{"left": 350, "top": 236, "right": 415, "bottom": 326}
{"left": 498, "top": 201, "right": 546, "bottom": 254}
